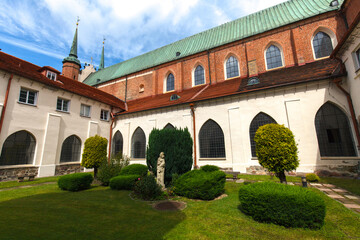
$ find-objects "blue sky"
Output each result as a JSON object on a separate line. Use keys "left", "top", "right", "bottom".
{"left": 0, "top": 0, "right": 287, "bottom": 72}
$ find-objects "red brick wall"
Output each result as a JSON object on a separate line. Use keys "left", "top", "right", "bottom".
{"left": 343, "top": 0, "right": 360, "bottom": 27}
{"left": 62, "top": 62, "right": 80, "bottom": 81}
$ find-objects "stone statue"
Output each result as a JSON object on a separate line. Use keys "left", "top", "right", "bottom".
{"left": 157, "top": 152, "right": 165, "bottom": 189}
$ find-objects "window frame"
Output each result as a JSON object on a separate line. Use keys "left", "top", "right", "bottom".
{"left": 131, "top": 127, "right": 146, "bottom": 159}
{"left": 311, "top": 28, "right": 337, "bottom": 60}
{"left": 264, "top": 44, "right": 284, "bottom": 70}
{"left": 193, "top": 65, "right": 206, "bottom": 86}
{"left": 80, "top": 104, "right": 91, "bottom": 118}
{"left": 18, "top": 87, "right": 38, "bottom": 106}
{"left": 56, "top": 98, "right": 70, "bottom": 113}
{"left": 59, "top": 135, "right": 82, "bottom": 163}
{"left": 46, "top": 71, "right": 57, "bottom": 81}
{"left": 198, "top": 119, "right": 226, "bottom": 159}
{"left": 352, "top": 45, "right": 360, "bottom": 73}
{"left": 165, "top": 73, "right": 175, "bottom": 92}
{"left": 100, "top": 109, "right": 109, "bottom": 121}
{"left": 224, "top": 56, "right": 240, "bottom": 79}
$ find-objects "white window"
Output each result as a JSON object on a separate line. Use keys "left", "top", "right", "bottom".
{"left": 353, "top": 48, "right": 360, "bottom": 72}
{"left": 19, "top": 88, "right": 37, "bottom": 106}
{"left": 265, "top": 44, "right": 284, "bottom": 70}
{"left": 57, "top": 98, "right": 70, "bottom": 112}
{"left": 100, "top": 109, "right": 109, "bottom": 121}
{"left": 80, "top": 104, "right": 91, "bottom": 117}
{"left": 46, "top": 71, "right": 57, "bottom": 81}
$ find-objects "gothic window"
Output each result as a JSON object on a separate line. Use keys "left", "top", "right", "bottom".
{"left": 131, "top": 127, "right": 146, "bottom": 159}
{"left": 166, "top": 73, "right": 175, "bottom": 92}
{"left": 194, "top": 65, "right": 205, "bottom": 86}
{"left": 225, "top": 56, "right": 239, "bottom": 79}
{"left": 249, "top": 113, "right": 276, "bottom": 157}
{"left": 315, "top": 102, "right": 356, "bottom": 156}
{"left": 265, "top": 45, "right": 283, "bottom": 70}
{"left": 0, "top": 130, "right": 36, "bottom": 166}
{"left": 164, "top": 123, "right": 175, "bottom": 130}
{"left": 313, "top": 31, "right": 333, "bottom": 59}
{"left": 112, "top": 131, "right": 123, "bottom": 156}
{"left": 60, "top": 135, "right": 81, "bottom": 163}
{"left": 199, "top": 119, "right": 225, "bottom": 158}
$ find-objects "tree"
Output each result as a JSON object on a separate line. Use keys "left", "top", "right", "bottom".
{"left": 254, "top": 123, "right": 299, "bottom": 183}
{"left": 146, "top": 127, "right": 193, "bottom": 185}
{"left": 81, "top": 135, "right": 108, "bottom": 178}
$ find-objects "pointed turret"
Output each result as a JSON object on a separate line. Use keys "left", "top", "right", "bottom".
{"left": 98, "top": 39, "right": 105, "bottom": 70}
{"left": 62, "top": 18, "right": 81, "bottom": 81}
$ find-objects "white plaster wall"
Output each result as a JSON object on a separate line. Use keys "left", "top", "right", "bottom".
{"left": 0, "top": 71, "right": 112, "bottom": 176}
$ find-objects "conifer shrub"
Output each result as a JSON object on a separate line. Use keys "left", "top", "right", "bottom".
{"left": 306, "top": 173, "right": 320, "bottom": 182}
{"left": 254, "top": 124, "right": 299, "bottom": 183}
{"left": 134, "top": 174, "right": 163, "bottom": 200}
{"left": 58, "top": 173, "right": 93, "bottom": 192}
{"left": 146, "top": 128, "right": 193, "bottom": 185}
{"left": 97, "top": 154, "right": 130, "bottom": 186}
{"left": 120, "top": 164, "right": 148, "bottom": 176}
{"left": 238, "top": 182, "right": 326, "bottom": 229}
{"left": 109, "top": 175, "right": 139, "bottom": 190}
{"left": 81, "top": 135, "right": 108, "bottom": 178}
{"left": 200, "top": 165, "right": 220, "bottom": 172}
{"left": 174, "top": 169, "right": 226, "bottom": 200}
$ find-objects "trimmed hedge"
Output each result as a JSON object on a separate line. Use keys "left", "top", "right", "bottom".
{"left": 134, "top": 174, "right": 163, "bottom": 200}
{"left": 200, "top": 165, "right": 220, "bottom": 172}
{"left": 109, "top": 175, "right": 140, "bottom": 190}
{"left": 120, "top": 164, "right": 148, "bottom": 176}
{"left": 81, "top": 135, "right": 108, "bottom": 177}
{"left": 174, "top": 169, "right": 226, "bottom": 200}
{"left": 238, "top": 182, "right": 326, "bottom": 229}
{"left": 58, "top": 173, "right": 93, "bottom": 192}
{"left": 306, "top": 173, "right": 320, "bottom": 182}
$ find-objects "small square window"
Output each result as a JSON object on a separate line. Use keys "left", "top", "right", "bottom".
{"left": 46, "top": 71, "right": 57, "bottom": 81}
{"left": 355, "top": 48, "right": 360, "bottom": 71}
{"left": 57, "top": 98, "right": 70, "bottom": 112}
{"left": 80, "top": 104, "right": 91, "bottom": 117}
{"left": 100, "top": 109, "right": 109, "bottom": 121}
{"left": 18, "top": 88, "right": 37, "bottom": 105}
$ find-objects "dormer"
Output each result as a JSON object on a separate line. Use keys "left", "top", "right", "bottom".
{"left": 38, "top": 66, "right": 61, "bottom": 81}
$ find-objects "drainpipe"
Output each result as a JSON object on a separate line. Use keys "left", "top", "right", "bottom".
{"left": 0, "top": 74, "right": 13, "bottom": 135}
{"left": 190, "top": 103, "right": 198, "bottom": 168}
{"left": 108, "top": 109, "right": 115, "bottom": 163}
{"left": 207, "top": 50, "right": 212, "bottom": 85}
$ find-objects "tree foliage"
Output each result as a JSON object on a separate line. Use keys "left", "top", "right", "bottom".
{"left": 254, "top": 123, "right": 299, "bottom": 183}
{"left": 81, "top": 135, "right": 108, "bottom": 177}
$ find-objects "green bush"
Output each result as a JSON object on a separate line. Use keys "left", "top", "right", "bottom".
{"left": 97, "top": 154, "right": 130, "bottom": 186}
{"left": 109, "top": 175, "right": 139, "bottom": 190}
{"left": 134, "top": 174, "right": 163, "bottom": 200}
{"left": 120, "top": 164, "right": 148, "bottom": 176}
{"left": 58, "top": 173, "right": 93, "bottom": 192}
{"left": 254, "top": 124, "right": 299, "bottom": 183}
{"left": 238, "top": 182, "right": 326, "bottom": 229}
{"left": 200, "top": 165, "right": 220, "bottom": 172}
{"left": 306, "top": 173, "right": 320, "bottom": 182}
{"left": 174, "top": 169, "right": 226, "bottom": 200}
{"left": 81, "top": 135, "right": 108, "bottom": 178}
{"left": 146, "top": 128, "right": 193, "bottom": 185}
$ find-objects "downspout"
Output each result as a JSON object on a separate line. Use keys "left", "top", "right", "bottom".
{"left": 190, "top": 103, "right": 197, "bottom": 168}
{"left": 108, "top": 108, "right": 115, "bottom": 163}
{"left": 0, "top": 74, "right": 13, "bottom": 135}
{"left": 207, "top": 50, "right": 212, "bottom": 85}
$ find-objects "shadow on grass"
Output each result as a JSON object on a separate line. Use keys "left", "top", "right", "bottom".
{"left": 0, "top": 187, "right": 185, "bottom": 240}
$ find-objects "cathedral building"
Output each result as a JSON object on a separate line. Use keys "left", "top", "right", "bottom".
{"left": 0, "top": 0, "right": 359, "bottom": 180}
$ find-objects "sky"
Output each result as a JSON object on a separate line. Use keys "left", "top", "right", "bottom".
{"left": 0, "top": 0, "right": 287, "bottom": 72}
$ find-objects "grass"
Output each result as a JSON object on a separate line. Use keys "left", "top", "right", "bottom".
{"left": 320, "top": 177, "right": 360, "bottom": 196}
{"left": 237, "top": 174, "right": 302, "bottom": 183}
{"left": 0, "top": 181, "right": 359, "bottom": 239}
{"left": 0, "top": 176, "right": 59, "bottom": 189}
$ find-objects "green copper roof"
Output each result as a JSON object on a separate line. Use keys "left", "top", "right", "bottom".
{"left": 63, "top": 27, "right": 81, "bottom": 66}
{"left": 84, "top": 0, "right": 343, "bottom": 86}
{"left": 99, "top": 44, "right": 105, "bottom": 70}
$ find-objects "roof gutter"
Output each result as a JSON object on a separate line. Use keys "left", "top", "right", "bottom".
{"left": 0, "top": 74, "right": 13, "bottom": 136}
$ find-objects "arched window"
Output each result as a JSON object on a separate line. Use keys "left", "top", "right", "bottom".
{"left": 166, "top": 73, "right": 175, "bottom": 92}
{"left": 131, "top": 127, "right": 146, "bottom": 159}
{"left": 313, "top": 31, "right": 334, "bottom": 59}
{"left": 225, "top": 56, "right": 239, "bottom": 79}
{"left": 60, "top": 135, "right": 81, "bottom": 163}
{"left": 265, "top": 45, "right": 283, "bottom": 70}
{"left": 194, "top": 65, "right": 205, "bottom": 86}
{"left": 315, "top": 102, "right": 356, "bottom": 156}
{"left": 199, "top": 119, "right": 225, "bottom": 158}
{"left": 0, "top": 130, "right": 36, "bottom": 166}
{"left": 112, "top": 131, "right": 123, "bottom": 156}
{"left": 249, "top": 113, "right": 276, "bottom": 157}
{"left": 164, "top": 123, "right": 175, "bottom": 130}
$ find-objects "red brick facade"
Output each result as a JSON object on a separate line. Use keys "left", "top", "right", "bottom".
{"left": 62, "top": 62, "right": 80, "bottom": 81}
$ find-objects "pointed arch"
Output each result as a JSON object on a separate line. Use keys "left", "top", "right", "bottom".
{"left": 224, "top": 55, "right": 240, "bottom": 79}
{"left": 112, "top": 130, "right": 123, "bottom": 156}
{"left": 199, "top": 119, "right": 225, "bottom": 158}
{"left": 164, "top": 123, "right": 175, "bottom": 130}
{"left": 249, "top": 112, "right": 277, "bottom": 157}
{"left": 131, "top": 127, "right": 146, "bottom": 159}
{"left": 193, "top": 65, "right": 205, "bottom": 86}
{"left": 265, "top": 43, "right": 284, "bottom": 70}
{"left": 0, "top": 130, "right": 36, "bottom": 166}
{"left": 315, "top": 102, "right": 356, "bottom": 156}
{"left": 312, "top": 27, "right": 336, "bottom": 59}
{"left": 60, "top": 135, "right": 82, "bottom": 163}
{"left": 165, "top": 73, "right": 175, "bottom": 92}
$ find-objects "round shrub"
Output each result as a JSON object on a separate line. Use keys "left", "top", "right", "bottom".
{"left": 109, "top": 175, "right": 139, "bottom": 190}
{"left": 81, "top": 135, "right": 108, "bottom": 178}
{"left": 238, "top": 182, "right": 326, "bottom": 229}
{"left": 134, "top": 174, "right": 163, "bottom": 200}
{"left": 200, "top": 165, "right": 220, "bottom": 172}
{"left": 306, "top": 173, "right": 320, "bottom": 182}
{"left": 58, "top": 173, "right": 93, "bottom": 192}
{"left": 97, "top": 154, "right": 130, "bottom": 186}
{"left": 174, "top": 169, "right": 226, "bottom": 200}
{"left": 120, "top": 164, "right": 148, "bottom": 176}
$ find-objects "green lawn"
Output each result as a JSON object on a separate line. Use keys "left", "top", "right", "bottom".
{"left": 0, "top": 176, "right": 59, "bottom": 189}
{"left": 0, "top": 182, "right": 359, "bottom": 239}
{"left": 237, "top": 174, "right": 302, "bottom": 183}
{"left": 320, "top": 177, "right": 360, "bottom": 196}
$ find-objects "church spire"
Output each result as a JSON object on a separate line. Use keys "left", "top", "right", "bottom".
{"left": 98, "top": 38, "right": 105, "bottom": 70}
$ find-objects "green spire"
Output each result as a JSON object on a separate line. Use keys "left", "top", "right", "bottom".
{"left": 62, "top": 19, "right": 81, "bottom": 67}
{"left": 98, "top": 39, "right": 105, "bottom": 70}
